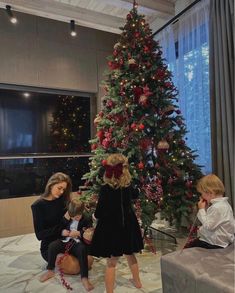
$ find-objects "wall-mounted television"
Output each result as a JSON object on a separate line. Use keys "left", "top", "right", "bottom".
{"left": 0, "top": 85, "right": 94, "bottom": 199}
{"left": 0, "top": 86, "right": 92, "bottom": 155}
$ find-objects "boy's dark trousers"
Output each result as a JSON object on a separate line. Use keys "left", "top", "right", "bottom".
{"left": 46, "top": 239, "right": 89, "bottom": 278}
{"left": 186, "top": 238, "right": 223, "bottom": 249}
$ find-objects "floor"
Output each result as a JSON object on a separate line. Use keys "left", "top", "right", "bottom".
{"left": 0, "top": 225, "right": 187, "bottom": 293}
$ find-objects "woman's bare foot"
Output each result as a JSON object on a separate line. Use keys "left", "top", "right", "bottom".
{"left": 39, "top": 270, "right": 55, "bottom": 282}
{"left": 129, "top": 278, "right": 142, "bottom": 288}
{"left": 81, "top": 277, "right": 94, "bottom": 291}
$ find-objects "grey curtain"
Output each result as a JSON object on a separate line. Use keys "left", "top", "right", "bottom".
{"left": 209, "top": 0, "right": 234, "bottom": 208}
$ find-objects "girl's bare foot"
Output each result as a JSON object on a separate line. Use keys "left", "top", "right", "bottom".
{"left": 81, "top": 278, "right": 94, "bottom": 291}
{"left": 129, "top": 278, "right": 142, "bottom": 288}
{"left": 39, "top": 270, "right": 55, "bottom": 282}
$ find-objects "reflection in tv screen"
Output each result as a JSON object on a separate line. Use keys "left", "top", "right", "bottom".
{"left": 0, "top": 88, "right": 91, "bottom": 155}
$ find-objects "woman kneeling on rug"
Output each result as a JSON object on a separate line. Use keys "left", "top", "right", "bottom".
{"left": 31, "top": 172, "right": 94, "bottom": 291}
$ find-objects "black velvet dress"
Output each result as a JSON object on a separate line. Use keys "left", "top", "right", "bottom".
{"left": 90, "top": 184, "right": 143, "bottom": 257}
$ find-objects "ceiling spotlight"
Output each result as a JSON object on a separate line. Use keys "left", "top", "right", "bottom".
{"left": 6, "top": 5, "right": 17, "bottom": 24}
{"left": 23, "top": 92, "right": 30, "bottom": 98}
{"left": 70, "top": 20, "right": 77, "bottom": 37}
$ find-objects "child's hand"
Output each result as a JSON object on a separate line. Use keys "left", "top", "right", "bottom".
{"left": 62, "top": 229, "right": 70, "bottom": 236}
{"left": 198, "top": 198, "right": 206, "bottom": 209}
{"left": 69, "top": 230, "right": 81, "bottom": 238}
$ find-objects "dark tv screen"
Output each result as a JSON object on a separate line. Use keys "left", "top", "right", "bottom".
{"left": 0, "top": 88, "right": 91, "bottom": 155}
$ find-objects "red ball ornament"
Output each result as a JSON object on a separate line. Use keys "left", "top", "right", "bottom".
{"left": 138, "top": 162, "right": 144, "bottom": 170}
{"left": 133, "top": 87, "right": 143, "bottom": 98}
{"left": 131, "top": 123, "right": 137, "bottom": 130}
{"left": 185, "top": 180, "right": 193, "bottom": 188}
{"left": 102, "top": 159, "right": 107, "bottom": 166}
{"left": 97, "top": 130, "right": 104, "bottom": 141}
{"left": 144, "top": 45, "right": 150, "bottom": 53}
{"left": 138, "top": 123, "right": 145, "bottom": 130}
{"left": 91, "top": 144, "right": 97, "bottom": 150}
{"left": 113, "top": 50, "right": 118, "bottom": 56}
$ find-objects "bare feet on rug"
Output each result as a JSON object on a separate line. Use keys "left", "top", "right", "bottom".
{"left": 39, "top": 270, "right": 55, "bottom": 282}
{"left": 129, "top": 278, "right": 142, "bottom": 288}
{"left": 81, "top": 278, "right": 94, "bottom": 291}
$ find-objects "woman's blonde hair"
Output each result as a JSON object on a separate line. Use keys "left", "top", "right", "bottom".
{"left": 68, "top": 198, "right": 85, "bottom": 217}
{"left": 196, "top": 174, "right": 225, "bottom": 196}
{"left": 42, "top": 172, "right": 72, "bottom": 201}
{"left": 103, "top": 153, "right": 131, "bottom": 189}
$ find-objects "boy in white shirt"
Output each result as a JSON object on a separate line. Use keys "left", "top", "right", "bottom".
{"left": 187, "top": 174, "right": 234, "bottom": 249}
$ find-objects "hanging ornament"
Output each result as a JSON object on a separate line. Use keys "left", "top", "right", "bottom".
{"left": 97, "top": 130, "right": 104, "bottom": 141}
{"left": 94, "top": 115, "right": 102, "bottom": 126}
{"left": 133, "top": 86, "right": 143, "bottom": 98}
{"left": 140, "top": 138, "right": 152, "bottom": 150}
{"left": 143, "top": 85, "right": 153, "bottom": 97}
{"left": 128, "top": 58, "right": 138, "bottom": 70}
{"left": 139, "top": 94, "right": 148, "bottom": 106}
{"left": 91, "top": 144, "right": 97, "bottom": 150}
{"left": 113, "top": 42, "right": 120, "bottom": 49}
{"left": 157, "top": 140, "right": 170, "bottom": 151}
{"left": 163, "top": 105, "right": 175, "bottom": 115}
{"left": 52, "top": 130, "right": 60, "bottom": 136}
{"left": 138, "top": 161, "right": 144, "bottom": 170}
{"left": 185, "top": 180, "right": 193, "bottom": 188}
{"left": 102, "top": 159, "right": 107, "bottom": 166}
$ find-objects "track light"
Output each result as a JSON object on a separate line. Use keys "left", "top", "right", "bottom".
{"left": 6, "top": 5, "right": 17, "bottom": 24}
{"left": 70, "top": 20, "right": 77, "bottom": 37}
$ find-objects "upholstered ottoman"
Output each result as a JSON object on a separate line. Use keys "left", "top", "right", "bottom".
{"left": 161, "top": 242, "right": 234, "bottom": 293}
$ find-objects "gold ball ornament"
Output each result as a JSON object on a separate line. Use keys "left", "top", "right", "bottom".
{"left": 157, "top": 140, "right": 170, "bottom": 150}
{"left": 94, "top": 116, "right": 102, "bottom": 126}
{"left": 128, "top": 58, "right": 136, "bottom": 65}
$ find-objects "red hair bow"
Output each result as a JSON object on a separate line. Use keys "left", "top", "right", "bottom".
{"left": 104, "top": 163, "right": 123, "bottom": 179}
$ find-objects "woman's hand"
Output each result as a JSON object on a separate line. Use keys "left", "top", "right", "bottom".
{"left": 61, "top": 229, "right": 70, "bottom": 236}
{"left": 198, "top": 198, "right": 206, "bottom": 209}
{"left": 64, "top": 211, "right": 70, "bottom": 220}
{"left": 69, "top": 230, "right": 81, "bottom": 238}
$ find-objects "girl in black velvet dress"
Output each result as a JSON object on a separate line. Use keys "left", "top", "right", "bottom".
{"left": 90, "top": 153, "right": 143, "bottom": 293}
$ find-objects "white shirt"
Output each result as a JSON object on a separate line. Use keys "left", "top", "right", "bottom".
{"left": 197, "top": 197, "right": 235, "bottom": 247}
{"left": 62, "top": 219, "right": 80, "bottom": 243}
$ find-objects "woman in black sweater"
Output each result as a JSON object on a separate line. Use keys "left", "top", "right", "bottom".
{"left": 90, "top": 154, "right": 143, "bottom": 293}
{"left": 31, "top": 172, "right": 72, "bottom": 262}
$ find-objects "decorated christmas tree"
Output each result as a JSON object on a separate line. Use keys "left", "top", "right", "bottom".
{"left": 82, "top": 1, "right": 202, "bottom": 229}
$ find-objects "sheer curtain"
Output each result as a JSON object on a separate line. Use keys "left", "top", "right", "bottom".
{"left": 155, "top": 0, "right": 211, "bottom": 174}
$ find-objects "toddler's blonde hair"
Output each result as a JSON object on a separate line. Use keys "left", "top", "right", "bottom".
{"left": 68, "top": 198, "right": 85, "bottom": 217}
{"left": 103, "top": 153, "right": 131, "bottom": 189}
{"left": 197, "top": 174, "right": 225, "bottom": 196}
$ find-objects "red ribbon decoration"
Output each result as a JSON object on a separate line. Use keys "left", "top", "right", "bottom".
{"left": 104, "top": 163, "right": 123, "bottom": 179}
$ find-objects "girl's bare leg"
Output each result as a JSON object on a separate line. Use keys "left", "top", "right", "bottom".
{"left": 105, "top": 256, "right": 119, "bottom": 293}
{"left": 125, "top": 254, "right": 142, "bottom": 288}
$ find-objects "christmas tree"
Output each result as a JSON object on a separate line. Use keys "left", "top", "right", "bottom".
{"left": 82, "top": 1, "right": 202, "bottom": 229}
